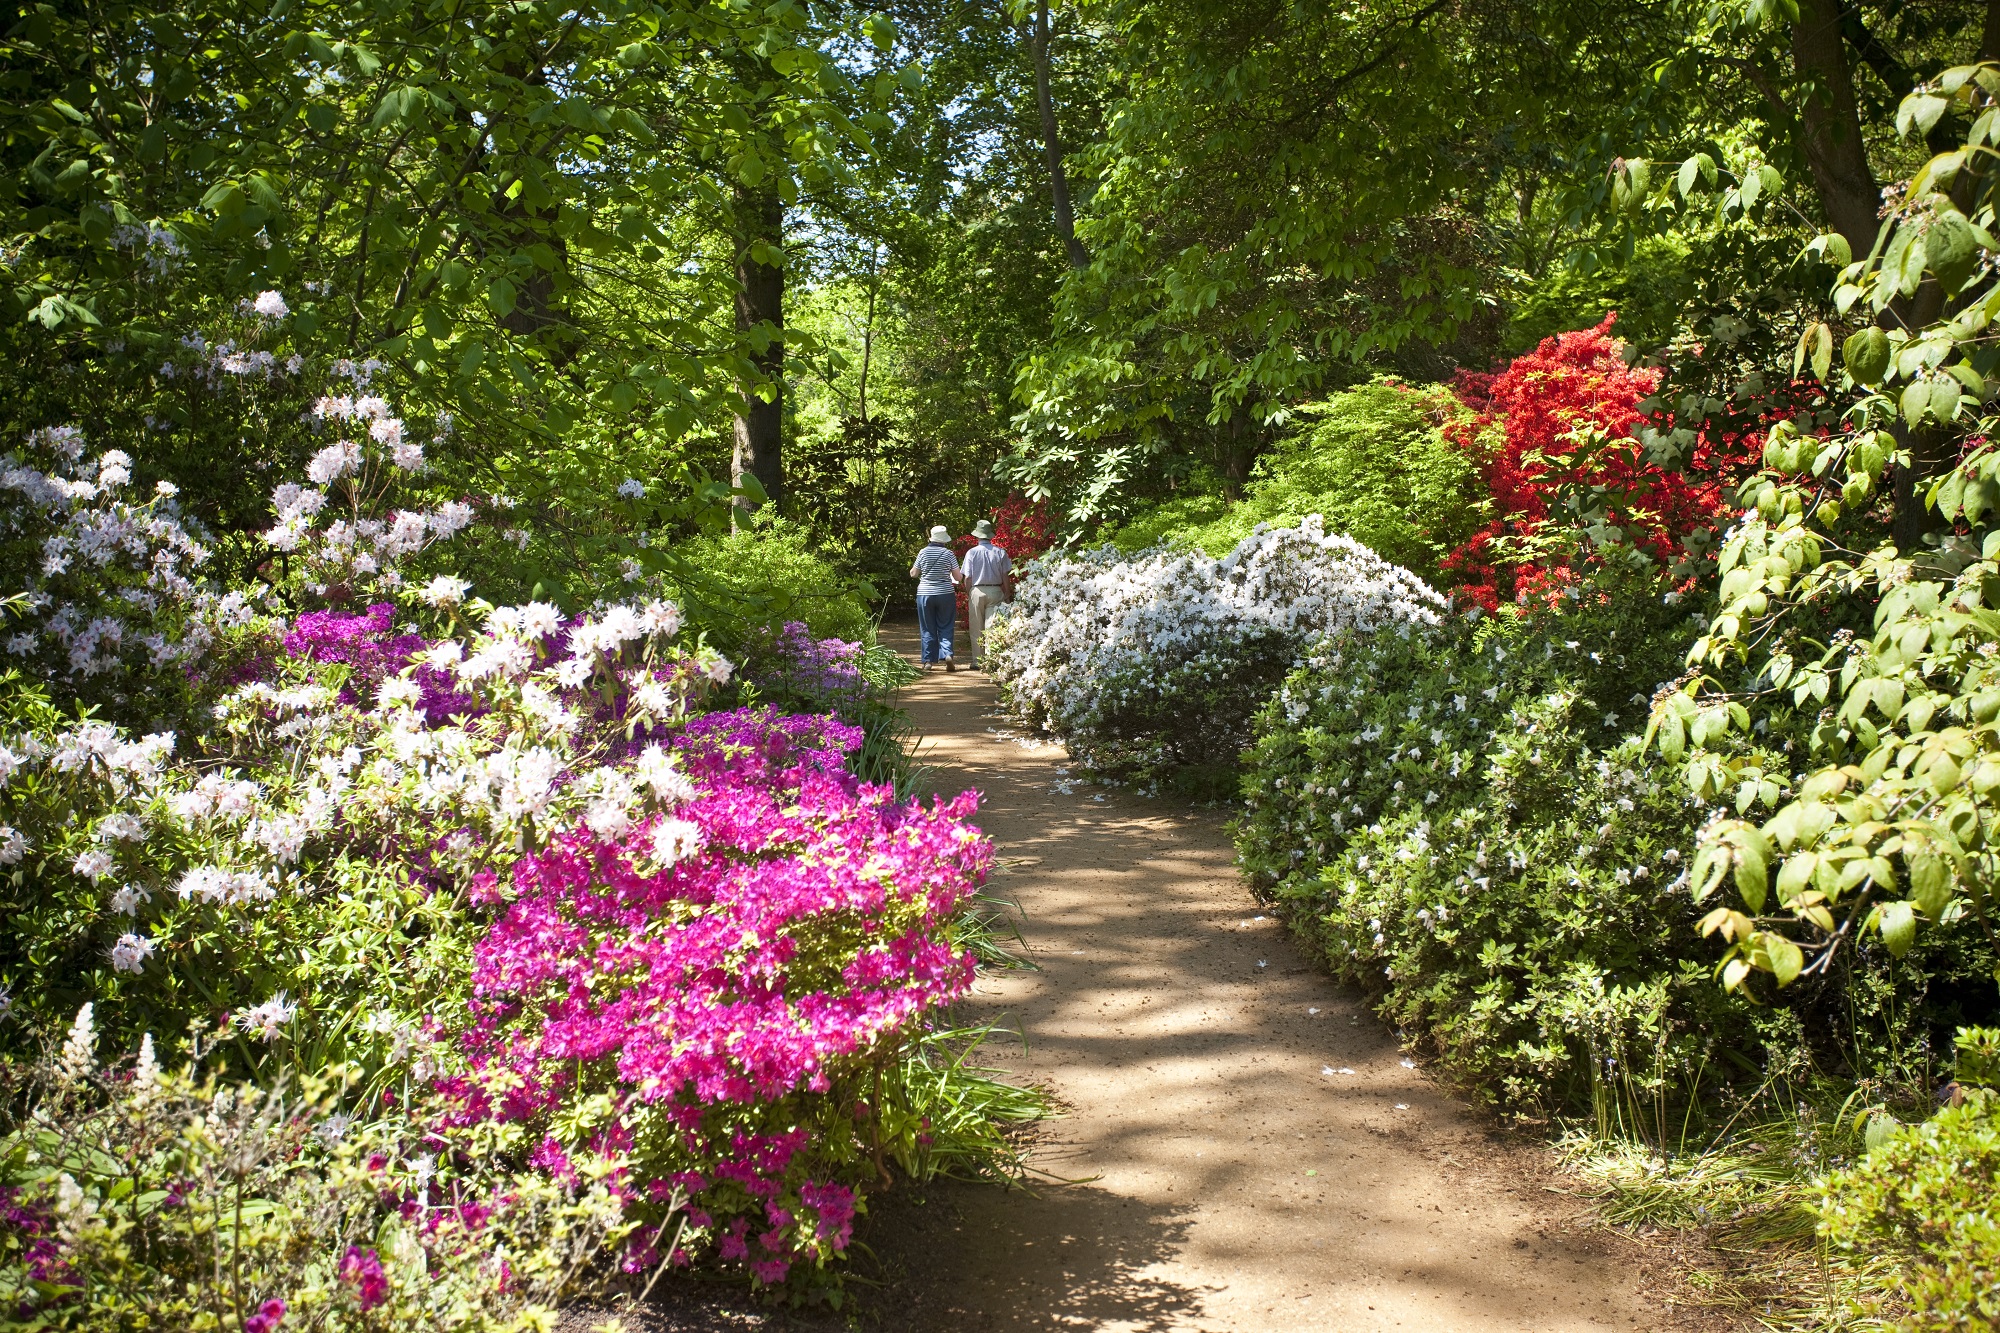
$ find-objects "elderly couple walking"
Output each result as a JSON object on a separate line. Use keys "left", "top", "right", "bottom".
{"left": 909, "top": 520, "right": 1013, "bottom": 671}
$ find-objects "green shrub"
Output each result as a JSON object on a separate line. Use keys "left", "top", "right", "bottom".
{"left": 667, "top": 514, "right": 877, "bottom": 645}
{"left": 0, "top": 1029, "right": 637, "bottom": 1331}
{"left": 1107, "top": 380, "right": 1486, "bottom": 583}
{"left": 1819, "top": 1028, "right": 2000, "bottom": 1331}
{"left": 1237, "top": 581, "right": 1998, "bottom": 1121}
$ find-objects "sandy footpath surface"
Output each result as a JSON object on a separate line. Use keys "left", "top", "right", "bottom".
{"left": 590, "top": 646, "right": 1711, "bottom": 1332}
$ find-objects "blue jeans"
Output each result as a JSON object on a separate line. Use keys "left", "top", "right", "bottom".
{"left": 917, "top": 593, "right": 956, "bottom": 664}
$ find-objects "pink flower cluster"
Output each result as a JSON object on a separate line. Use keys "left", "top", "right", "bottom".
{"left": 283, "top": 602, "right": 471, "bottom": 722}
{"left": 450, "top": 707, "right": 988, "bottom": 1285}
{"left": 338, "top": 1246, "right": 388, "bottom": 1311}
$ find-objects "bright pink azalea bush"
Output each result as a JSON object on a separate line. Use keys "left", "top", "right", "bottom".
{"left": 2, "top": 339, "right": 1014, "bottom": 1317}
{"left": 444, "top": 705, "right": 988, "bottom": 1287}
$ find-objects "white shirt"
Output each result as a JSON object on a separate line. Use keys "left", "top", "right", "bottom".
{"left": 961, "top": 541, "right": 1012, "bottom": 587}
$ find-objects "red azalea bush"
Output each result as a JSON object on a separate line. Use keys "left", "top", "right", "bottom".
{"left": 953, "top": 494, "right": 1054, "bottom": 624}
{"left": 1441, "top": 316, "right": 1762, "bottom": 611}
{"left": 992, "top": 493, "right": 1057, "bottom": 563}
{"left": 447, "top": 706, "right": 988, "bottom": 1289}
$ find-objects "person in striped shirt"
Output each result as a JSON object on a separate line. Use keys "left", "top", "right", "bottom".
{"left": 909, "top": 525, "right": 962, "bottom": 670}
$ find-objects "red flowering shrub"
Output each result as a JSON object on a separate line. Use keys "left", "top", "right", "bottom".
{"left": 1441, "top": 316, "right": 1762, "bottom": 610}
{"left": 992, "top": 493, "right": 1057, "bottom": 562}
{"left": 952, "top": 493, "right": 1055, "bottom": 624}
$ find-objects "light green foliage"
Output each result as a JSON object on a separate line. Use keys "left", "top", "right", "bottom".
{"left": 1107, "top": 380, "right": 1484, "bottom": 581}
{"left": 1653, "top": 72, "right": 2000, "bottom": 994}
{"left": 0, "top": 1049, "right": 638, "bottom": 1329}
{"left": 1007, "top": 1, "right": 1697, "bottom": 521}
{"left": 0, "top": 0, "right": 913, "bottom": 604}
{"left": 1505, "top": 236, "right": 1700, "bottom": 355}
{"left": 668, "top": 516, "right": 878, "bottom": 646}
{"left": 1819, "top": 1029, "right": 2000, "bottom": 1332}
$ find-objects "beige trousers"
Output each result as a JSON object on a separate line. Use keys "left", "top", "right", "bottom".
{"left": 965, "top": 584, "right": 1005, "bottom": 663}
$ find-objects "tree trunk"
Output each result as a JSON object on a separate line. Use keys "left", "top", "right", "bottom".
{"left": 1031, "top": 0, "right": 1088, "bottom": 269}
{"left": 1789, "top": 0, "right": 1882, "bottom": 262}
{"left": 732, "top": 184, "right": 785, "bottom": 517}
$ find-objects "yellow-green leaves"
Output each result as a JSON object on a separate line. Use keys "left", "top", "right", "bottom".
{"left": 1694, "top": 821, "right": 1771, "bottom": 910}
{"left": 1611, "top": 158, "right": 1651, "bottom": 214}
{"left": 1900, "top": 374, "right": 1961, "bottom": 426}
{"left": 1793, "top": 322, "right": 1833, "bottom": 382}
{"left": 1843, "top": 327, "right": 1890, "bottom": 385}
{"left": 1676, "top": 152, "right": 1718, "bottom": 200}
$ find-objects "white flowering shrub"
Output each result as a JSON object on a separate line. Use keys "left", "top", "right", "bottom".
{"left": 0, "top": 425, "right": 270, "bottom": 714}
{"left": 0, "top": 585, "right": 724, "bottom": 1055}
{"left": 986, "top": 516, "right": 1446, "bottom": 792}
{"left": 1236, "top": 581, "right": 1998, "bottom": 1121}
{"left": 264, "top": 390, "right": 471, "bottom": 596}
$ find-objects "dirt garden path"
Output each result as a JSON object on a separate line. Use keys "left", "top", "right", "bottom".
{"left": 847, "top": 642, "right": 1691, "bottom": 1333}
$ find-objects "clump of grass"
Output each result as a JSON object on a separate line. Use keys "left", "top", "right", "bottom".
{"left": 950, "top": 889, "right": 1038, "bottom": 973}
{"left": 1559, "top": 1088, "right": 1913, "bottom": 1330}
{"left": 885, "top": 1024, "right": 1049, "bottom": 1185}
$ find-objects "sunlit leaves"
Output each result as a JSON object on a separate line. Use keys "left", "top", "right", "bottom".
{"left": 1843, "top": 327, "right": 1889, "bottom": 385}
{"left": 1637, "top": 70, "right": 2000, "bottom": 992}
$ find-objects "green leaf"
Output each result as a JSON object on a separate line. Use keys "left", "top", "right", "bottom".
{"left": 863, "top": 12, "right": 898, "bottom": 51}
{"left": 486, "top": 277, "right": 516, "bottom": 318}
{"left": 1910, "top": 853, "right": 1952, "bottom": 916}
{"left": 1900, "top": 93, "right": 1952, "bottom": 138}
{"left": 1926, "top": 213, "right": 1981, "bottom": 295}
{"left": 1765, "top": 932, "right": 1803, "bottom": 986}
{"left": 1809, "top": 232, "right": 1853, "bottom": 268}
{"left": 1877, "top": 899, "right": 1917, "bottom": 956}
{"left": 1733, "top": 829, "right": 1772, "bottom": 913}
{"left": 1844, "top": 327, "right": 1890, "bottom": 385}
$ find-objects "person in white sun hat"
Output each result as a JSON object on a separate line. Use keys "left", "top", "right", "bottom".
{"left": 959, "top": 518, "right": 1013, "bottom": 667}
{"left": 909, "top": 524, "right": 962, "bottom": 671}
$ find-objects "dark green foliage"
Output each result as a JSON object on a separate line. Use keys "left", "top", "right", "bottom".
{"left": 1237, "top": 584, "right": 1999, "bottom": 1122}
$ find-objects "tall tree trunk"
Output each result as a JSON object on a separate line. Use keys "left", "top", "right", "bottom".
{"left": 858, "top": 243, "right": 879, "bottom": 424}
{"left": 732, "top": 184, "right": 785, "bottom": 517}
{"left": 1790, "top": 0, "right": 1882, "bottom": 262}
{"left": 1031, "top": 0, "right": 1088, "bottom": 269}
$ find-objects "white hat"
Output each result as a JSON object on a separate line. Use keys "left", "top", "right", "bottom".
{"left": 929, "top": 525, "right": 950, "bottom": 542}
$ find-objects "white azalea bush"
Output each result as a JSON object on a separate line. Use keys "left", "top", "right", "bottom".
{"left": 1236, "top": 571, "right": 1999, "bottom": 1122}
{"left": 986, "top": 516, "right": 1446, "bottom": 794}
{"left": 0, "top": 425, "right": 273, "bottom": 725}
{"left": 0, "top": 585, "right": 721, "bottom": 1055}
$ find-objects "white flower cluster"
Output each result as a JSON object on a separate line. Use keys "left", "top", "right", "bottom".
{"left": 111, "top": 223, "right": 185, "bottom": 275}
{"left": 987, "top": 516, "right": 1446, "bottom": 770}
{"left": 158, "top": 330, "right": 303, "bottom": 384}
{"left": 262, "top": 390, "right": 468, "bottom": 591}
{"left": 1, "top": 428, "right": 256, "bottom": 679}
{"left": 6, "top": 591, "right": 713, "bottom": 986}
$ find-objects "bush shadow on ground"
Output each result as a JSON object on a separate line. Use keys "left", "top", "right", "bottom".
{"left": 564, "top": 1177, "right": 1205, "bottom": 1332}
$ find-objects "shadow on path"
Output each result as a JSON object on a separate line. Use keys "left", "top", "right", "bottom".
{"left": 606, "top": 629, "right": 1690, "bottom": 1332}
